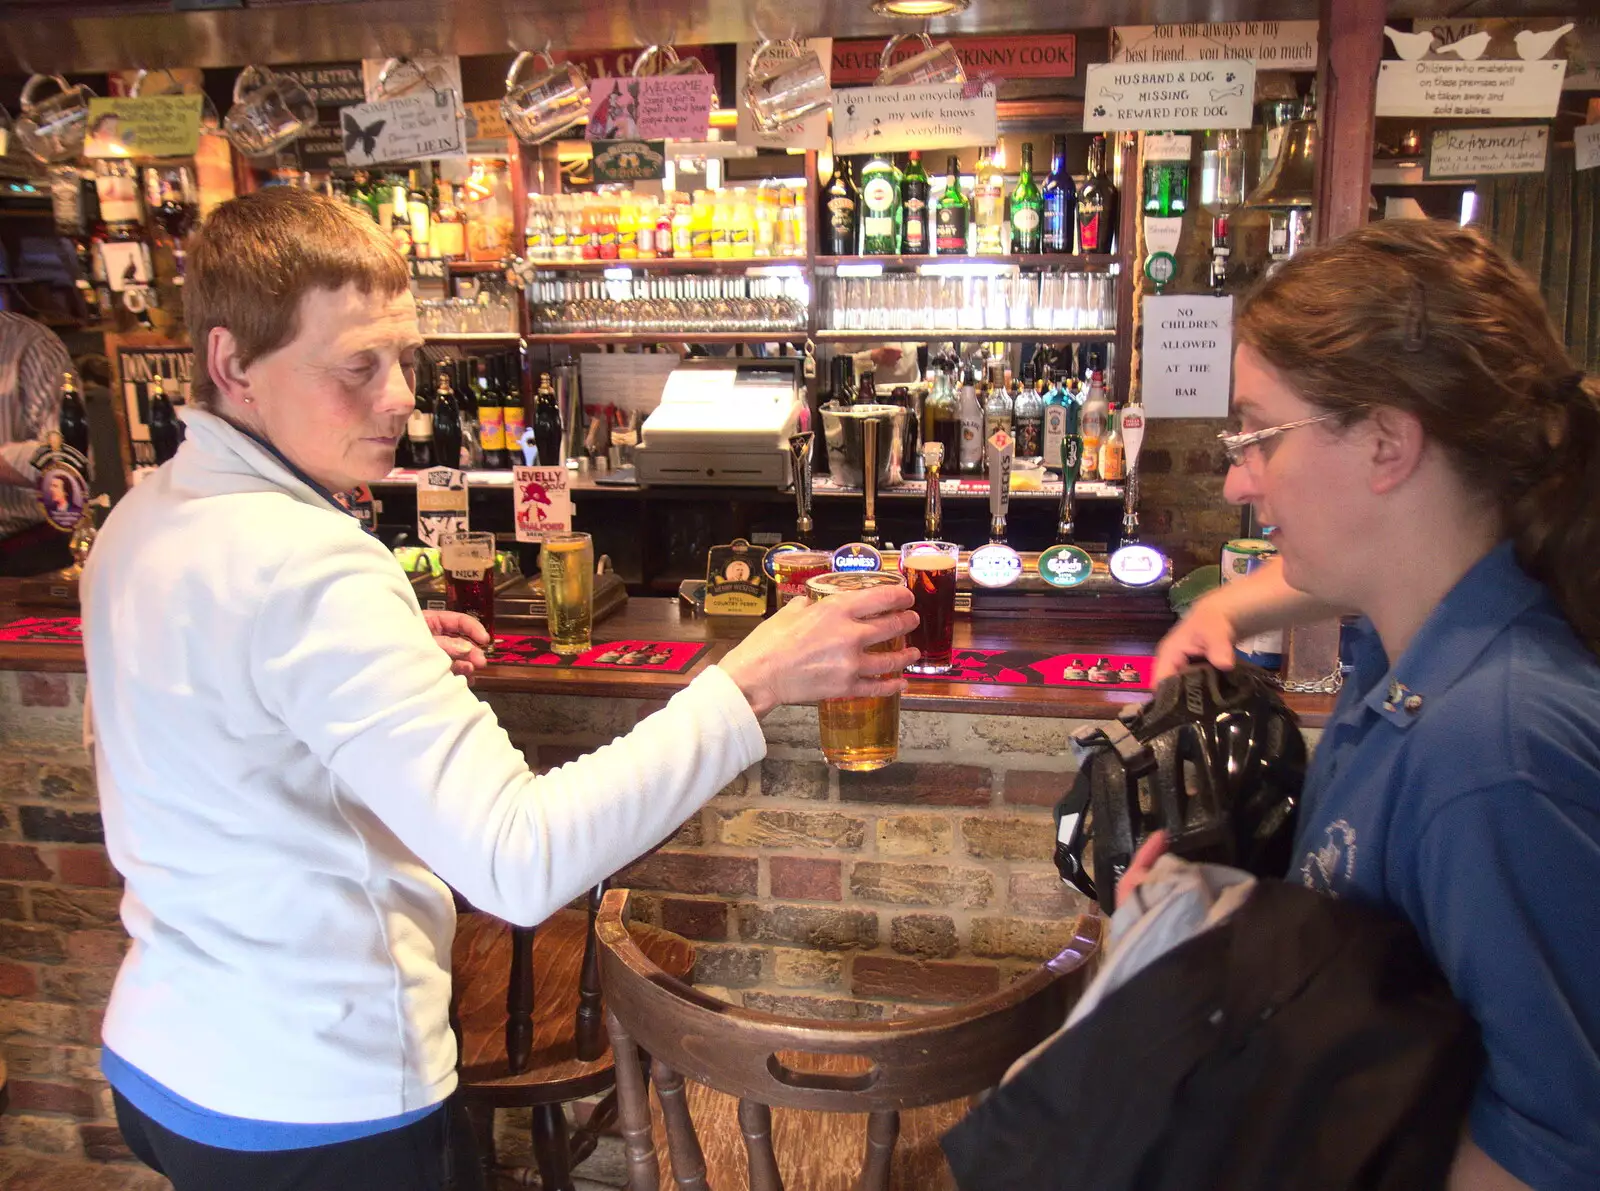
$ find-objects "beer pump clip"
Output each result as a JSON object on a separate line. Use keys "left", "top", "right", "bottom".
{"left": 1038, "top": 415, "right": 1094, "bottom": 589}
{"left": 1107, "top": 404, "right": 1169, "bottom": 588}
{"left": 968, "top": 428, "right": 1022, "bottom": 589}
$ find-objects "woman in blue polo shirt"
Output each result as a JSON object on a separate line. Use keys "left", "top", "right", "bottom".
{"left": 1153, "top": 219, "right": 1599, "bottom": 1191}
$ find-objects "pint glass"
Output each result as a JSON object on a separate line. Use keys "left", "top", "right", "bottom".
{"left": 773, "top": 550, "right": 833, "bottom": 608}
{"left": 441, "top": 531, "right": 497, "bottom": 644}
{"left": 541, "top": 531, "right": 594, "bottom": 656}
{"left": 807, "top": 570, "right": 905, "bottom": 772}
{"left": 900, "top": 541, "right": 959, "bottom": 674}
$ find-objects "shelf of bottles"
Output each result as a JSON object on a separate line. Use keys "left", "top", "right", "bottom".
{"left": 522, "top": 188, "right": 809, "bottom": 268}
{"left": 526, "top": 274, "right": 809, "bottom": 337}
{"left": 817, "top": 269, "right": 1115, "bottom": 339}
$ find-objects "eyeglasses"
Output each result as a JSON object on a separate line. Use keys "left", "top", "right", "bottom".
{"left": 1217, "top": 413, "right": 1338, "bottom": 467}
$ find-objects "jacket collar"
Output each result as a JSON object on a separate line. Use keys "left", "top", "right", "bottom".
{"left": 1359, "top": 540, "right": 1547, "bottom": 728}
{"left": 175, "top": 407, "right": 354, "bottom": 520}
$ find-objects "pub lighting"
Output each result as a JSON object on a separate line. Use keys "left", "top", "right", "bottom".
{"left": 872, "top": 0, "right": 972, "bottom": 15}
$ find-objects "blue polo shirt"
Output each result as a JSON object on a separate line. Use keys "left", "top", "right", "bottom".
{"left": 1291, "top": 541, "right": 1600, "bottom": 1190}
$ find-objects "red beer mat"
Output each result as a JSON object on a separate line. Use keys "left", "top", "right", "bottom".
{"left": 912, "top": 649, "right": 1155, "bottom": 690}
{"left": 0, "top": 616, "right": 81, "bottom": 643}
{"left": 492, "top": 635, "right": 711, "bottom": 675}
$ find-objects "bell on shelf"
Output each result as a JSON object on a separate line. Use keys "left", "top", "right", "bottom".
{"left": 1246, "top": 91, "right": 1317, "bottom": 267}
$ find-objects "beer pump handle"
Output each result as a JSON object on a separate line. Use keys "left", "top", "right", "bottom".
{"left": 1055, "top": 424, "right": 1083, "bottom": 545}
{"left": 789, "top": 431, "right": 815, "bottom": 545}
{"left": 922, "top": 442, "right": 944, "bottom": 540}
{"left": 1118, "top": 404, "right": 1145, "bottom": 543}
{"left": 987, "top": 429, "right": 1013, "bottom": 544}
{"left": 861, "top": 417, "right": 881, "bottom": 548}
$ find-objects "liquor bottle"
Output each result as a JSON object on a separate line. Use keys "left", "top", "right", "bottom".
{"left": 935, "top": 156, "right": 970, "bottom": 256}
{"left": 982, "top": 377, "right": 1013, "bottom": 471}
{"left": 957, "top": 361, "right": 983, "bottom": 475}
{"left": 858, "top": 153, "right": 902, "bottom": 256}
{"left": 1079, "top": 369, "right": 1110, "bottom": 481}
{"left": 1042, "top": 372, "right": 1075, "bottom": 474}
{"left": 455, "top": 361, "right": 482, "bottom": 468}
{"left": 900, "top": 150, "right": 931, "bottom": 255}
{"left": 1012, "top": 372, "right": 1044, "bottom": 463}
{"left": 405, "top": 364, "right": 434, "bottom": 469}
{"left": 147, "top": 376, "right": 182, "bottom": 465}
{"left": 1076, "top": 135, "right": 1118, "bottom": 255}
{"left": 922, "top": 368, "right": 960, "bottom": 464}
{"left": 1099, "top": 405, "right": 1126, "bottom": 481}
{"left": 829, "top": 355, "right": 856, "bottom": 407}
{"left": 432, "top": 368, "right": 463, "bottom": 470}
{"left": 857, "top": 370, "right": 877, "bottom": 408}
{"left": 1009, "top": 142, "right": 1044, "bottom": 255}
{"left": 532, "top": 373, "right": 563, "bottom": 467}
{"left": 823, "top": 160, "right": 859, "bottom": 256}
{"left": 58, "top": 371, "right": 90, "bottom": 462}
{"left": 475, "top": 359, "right": 506, "bottom": 469}
{"left": 1142, "top": 134, "right": 1191, "bottom": 218}
{"left": 1042, "top": 134, "right": 1076, "bottom": 254}
{"left": 973, "top": 144, "right": 1007, "bottom": 255}
{"left": 432, "top": 177, "right": 466, "bottom": 260}
{"left": 500, "top": 355, "right": 528, "bottom": 466}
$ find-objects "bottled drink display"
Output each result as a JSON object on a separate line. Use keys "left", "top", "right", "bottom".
{"left": 1076, "top": 135, "right": 1118, "bottom": 255}
{"left": 431, "top": 176, "right": 466, "bottom": 259}
{"left": 147, "top": 375, "right": 182, "bottom": 465}
{"left": 824, "top": 160, "right": 859, "bottom": 256}
{"left": 455, "top": 361, "right": 481, "bottom": 468}
{"left": 58, "top": 372, "right": 90, "bottom": 462}
{"left": 935, "top": 156, "right": 970, "bottom": 256}
{"left": 1009, "top": 142, "right": 1044, "bottom": 254}
{"left": 973, "top": 144, "right": 1007, "bottom": 255}
{"left": 532, "top": 373, "right": 563, "bottom": 467}
{"left": 1012, "top": 372, "right": 1044, "bottom": 463}
{"left": 1042, "top": 133, "right": 1077, "bottom": 254}
{"left": 431, "top": 367, "right": 463, "bottom": 471}
{"left": 858, "top": 152, "right": 903, "bottom": 256}
{"left": 900, "top": 150, "right": 930, "bottom": 255}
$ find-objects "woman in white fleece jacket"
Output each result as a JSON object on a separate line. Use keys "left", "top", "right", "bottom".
{"left": 82, "top": 188, "right": 917, "bottom": 1191}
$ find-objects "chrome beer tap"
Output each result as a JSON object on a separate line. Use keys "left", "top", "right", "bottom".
{"left": 987, "top": 427, "right": 1014, "bottom": 544}
{"left": 1055, "top": 410, "right": 1083, "bottom": 545}
{"left": 861, "top": 415, "right": 882, "bottom": 549}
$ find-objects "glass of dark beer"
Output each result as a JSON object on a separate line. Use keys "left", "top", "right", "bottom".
{"left": 806, "top": 570, "right": 906, "bottom": 772}
{"left": 899, "top": 540, "right": 959, "bottom": 674}
{"left": 441, "top": 531, "right": 497, "bottom": 646}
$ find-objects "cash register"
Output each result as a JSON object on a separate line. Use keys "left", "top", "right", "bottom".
{"left": 635, "top": 357, "right": 803, "bottom": 487}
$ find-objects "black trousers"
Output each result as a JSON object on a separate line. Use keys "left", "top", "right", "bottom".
{"left": 113, "top": 1089, "right": 487, "bottom": 1191}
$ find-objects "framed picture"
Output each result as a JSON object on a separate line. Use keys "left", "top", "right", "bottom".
{"left": 105, "top": 332, "right": 193, "bottom": 474}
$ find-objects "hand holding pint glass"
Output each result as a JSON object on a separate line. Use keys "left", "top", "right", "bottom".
{"left": 541, "top": 531, "right": 594, "bottom": 656}
{"left": 807, "top": 571, "right": 910, "bottom": 771}
{"left": 441, "top": 531, "right": 497, "bottom": 647}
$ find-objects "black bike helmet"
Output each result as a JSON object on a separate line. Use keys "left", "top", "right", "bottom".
{"left": 1054, "top": 662, "right": 1306, "bottom": 913}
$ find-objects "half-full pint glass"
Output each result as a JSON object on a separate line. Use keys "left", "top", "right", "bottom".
{"left": 541, "top": 531, "right": 594, "bottom": 656}
{"left": 441, "top": 531, "right": 497, "bottom": 644}
{"left": 807, "top": 570, "right": 905, "bottom": 772}
{"left": 900, "top": 541, "right": 959, "bottom": 674}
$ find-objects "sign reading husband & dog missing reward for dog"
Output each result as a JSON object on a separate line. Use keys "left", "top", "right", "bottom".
{"left": 1083, "top": 60, "right": 1256, "bottom": 131}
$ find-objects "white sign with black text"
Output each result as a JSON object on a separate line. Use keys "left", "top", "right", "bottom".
{"left": 417, "top": 468, "right": 468, "bottom": 547}
{"left": 339, "top": 90, "right": 467, "bottom": 166}
{"left": 1083, "top": 61, "right": 1257, "bottom": 132}
{"left": 1427, "top": 126, "right": 1548, "bottom": 178}
{"left": 1142, "top": 295, "right": 1234, "bottom": 419}
{"left": 830, "top": 83, "right": 996, "bottom": 156}
{"left": 1111, "top": 21, "right": 1318, "bottom": 71}
{"left": 1375, "top": 59, "right": 1566, "bottom": 119}
{"left": 1576, "top": 124, "right": 1600, "bottom": 173}
{"left": 737, "top": 39, "right": 832, "bottom": 151}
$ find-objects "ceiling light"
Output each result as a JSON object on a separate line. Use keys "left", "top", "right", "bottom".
{"left": 872, "top": 0, "right": 971, "bottom": 17}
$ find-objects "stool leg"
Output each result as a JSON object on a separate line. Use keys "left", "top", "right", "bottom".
{"left": 464, "top": 1101, "right": 497, "bottom": 1184}
{"left": 530, "top": 1103, "right": 575, "bottom": 1191}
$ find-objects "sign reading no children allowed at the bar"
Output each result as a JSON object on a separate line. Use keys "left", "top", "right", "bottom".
{"left": 1083, "top": 61, "right": 1256, "bottom": 131}
{"left": 831, "top": 83, "right": 997, "bottom": 156}
{"left": 1142, "top": 295, "right": 1233, "bottom": 418}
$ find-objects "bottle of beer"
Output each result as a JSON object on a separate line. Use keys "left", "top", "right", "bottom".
{"left": 900, "top": 150, "right": 930, "bottom": 255}
{"left": 1009, "top": 142, "right": 1044, "bottom": 254}
{"left": 500, "top": 354, "right": 528, "bottom": 467}
{"left": 823, "top": 159, "right": 859, "bottom": 256}
{"left": 405, "top": 363, "right": 434, "bottom": 469}
{"left": 935, "top": 156, "right": 970, "bottom": 256}
{"left": 431, "top": 367, "right": 462, "bottom": 471}
{"left": 58, "top": 371, "right": 90, "bottom": 462}
{"left": 475, "top": 359, "right": 506, "bottom": 469}
{"left": 532, "top": 373, "right": 563, "bottom": 467}
{"left": 147, "top": 375, "right": 182, "bottom": 465}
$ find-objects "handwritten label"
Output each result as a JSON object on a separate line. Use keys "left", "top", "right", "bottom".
{"left": 830, "top": 34, "right": 1077, "bottom": 84}
{"left": 1083, "top": 60, "right": 1256, "bottom": 131}
{"left": 417, "top": 467, "right": 468, "bottom": 547}
{"left": 587, "top": 76, "right": 713, "bottom": 141}
{"left": 465, "top": 99, "right": 509, "bottom": 142}
{"left": 513, "top": 466, "right": 573, "bottom": 543}
{"left": 1112, "top": 21, "right": 1318, "bottom": 70}
{"left": 1375, "top": 59, "right": 1566, "bottom": 119}
{"left": 737, "top": 39, "right": 831, "bottom": 150}
{"left": 1141, "top": 295, "right": 1233, "bottom": 418}
{"left": 85, "top": 96, "right": 204, "bottom": 158}
{"left": 592, "top": 140, "right": 667, "bottom": 182}
{"left": 1427, "top": 126, "right": 1548, "bottom": 178}
{"left": 831, "top": 83, "right": 997, "bottom": 156}
{"left": 339, "top": 90, "right": 466, "bottom": 166}
{"left": 1576, "top": 124, "right": 1600, "bottom": 173}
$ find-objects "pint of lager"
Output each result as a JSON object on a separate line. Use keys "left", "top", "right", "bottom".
{"left": 806, "top": 570, "right": 905, "bottom": 772}
{"left": 541, "top": 531, "right": 594, "bottom": 656}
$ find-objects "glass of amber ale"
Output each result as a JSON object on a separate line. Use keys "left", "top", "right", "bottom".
{"left": 806, "top": 570, "right": 905, "bottom": 772}
{"left": 541, "top": 531, "right": 594, "bottom": 656}
{"left": 441, "top": 531, "right": 497, "bottom": 645}
{"left": 899, "top": 540, "right": 959, "bottom": 674}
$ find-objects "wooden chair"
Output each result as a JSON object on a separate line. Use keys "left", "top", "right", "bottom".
{"left": 595, "top": 888, "right": 1102, "bottom": 1191}
{"left": 450, "top": 883, "right": 697, "bottom": 1190}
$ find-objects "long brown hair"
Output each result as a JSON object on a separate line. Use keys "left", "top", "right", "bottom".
{"left": 1237, "top": 219, "right": 1600, "bottom": 653}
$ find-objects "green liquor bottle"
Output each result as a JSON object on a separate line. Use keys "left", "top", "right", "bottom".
{"left": 859, "top": 152, "right": 903, "bottom": 256}
{"left": 935, "top": 155, "right": 970, "bottom": 256}
{"left": 900, "top": 150, "right": 931, "bottom": 255}
{"left": 1009, "top": 142, "right": 1044, "bottom": 254}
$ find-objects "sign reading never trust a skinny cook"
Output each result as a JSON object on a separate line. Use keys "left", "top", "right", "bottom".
{"left": 1083, "top": 60, "right": 1257, "bottom": 131}
{"left": 1141, "top": 296, "right": 1233, "bottom": 418}
{"left": 830, "top": 83, "right": 997, "bottom": 156}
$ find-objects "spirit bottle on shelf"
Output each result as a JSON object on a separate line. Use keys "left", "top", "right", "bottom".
{"left": 973, "top": 144, "right": 1007, "bottom": 255}
{"left": 935, "top": 156, "right": 970, "bottom": 256}
{"left": 1042, "top": 133, "right": 1076, "bottom": 254}
{"left": 1009, "top": 142, "right": 1044, "bottom": 255}
{"left": 406, "top": 364, "right": 434, "bottom": 469}
{"left": 432, "top": 367, "right": 463, "bottom": 471}
{"left": 982, "top": 376, "right": 1014, "bottom": 472}
{"left": 823, "top": 160, "right": 859, "bottom": 256}
{"left": 533, "top": 372, "right": 563, "bottom": 467}
{"left": 957, "top": 360, "right": 983, "bottom": 475}
{"left": 432, "top": 177, "right": 466, "bottom": 260}
{"left": 858, "top": 152, "right": 902, "bottom": 256}
{"left": 1078, "top": 369, "right": 1110, "bottom": 481}
{"left": 1099, "top": 405, "right": 1126, "bottom": 482}
{"left": 1012, "top": 370, "right": 1044, "bottom": 463}
{"left": 1076, "top": 135, "right": 1118, "bottom": 255}
{"left": 500, "top": 354, "right": 528, "bottom": 465}
{"left": 900, "top": 150, "right": 930, "bottom": 255}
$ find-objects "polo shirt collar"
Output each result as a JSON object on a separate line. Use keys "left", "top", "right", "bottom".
{"left": 1359, "top": 541, "right": 1547, "bottom": 728}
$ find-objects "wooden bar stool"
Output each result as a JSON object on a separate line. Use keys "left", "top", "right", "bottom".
{"left": 595, "top": 887, "right": 1102, "bottom": 1191}
{"left": 451, "top": 883, "right": 697, "bottom": 1190}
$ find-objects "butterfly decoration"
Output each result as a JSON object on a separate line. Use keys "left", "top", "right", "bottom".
{"left": 342, "top": 112, "right": 386, "bottom": 156}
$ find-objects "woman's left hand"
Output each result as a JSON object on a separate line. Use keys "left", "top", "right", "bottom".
{"left": 422, "top": 609, "right": 491, "bottom": 677}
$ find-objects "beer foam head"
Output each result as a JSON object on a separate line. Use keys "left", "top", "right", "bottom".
{"left": 807, "top": 570, "right": 904, "bottom": 599}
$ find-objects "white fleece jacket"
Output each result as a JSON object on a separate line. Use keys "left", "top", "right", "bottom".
{"left": 82, "top": 409, "right": 766, "bottom": 1124}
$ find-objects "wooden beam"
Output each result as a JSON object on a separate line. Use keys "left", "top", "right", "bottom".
{"left": 1314, "top": 0, "right": 1384, "bottom": 241}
